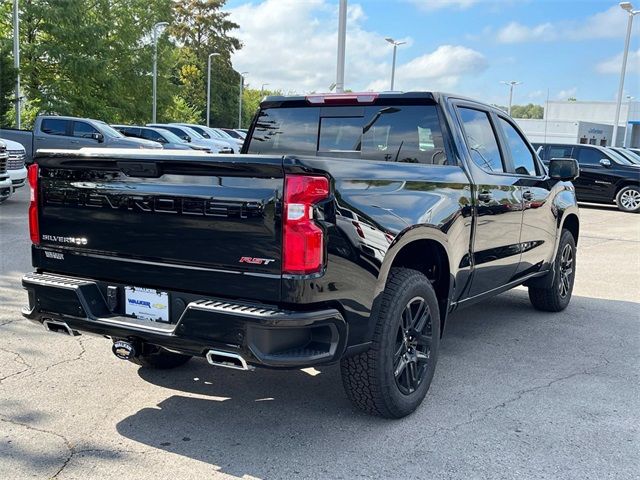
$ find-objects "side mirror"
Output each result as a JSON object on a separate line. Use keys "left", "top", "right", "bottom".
{"left": 184, "top": 136, "right": 192, "bottom": 143}
{"left": 91, "top": 132, "right": 104, "bottom": 143}
{"left": 549, "top": 158, "right": 579, "bottom": 181}
{"left": 600, "top": 158, "right": 611, "bottom": 168}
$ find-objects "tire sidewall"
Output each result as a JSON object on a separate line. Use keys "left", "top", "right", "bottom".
{"left": 616, "top": 186, "right": 640, "bottom": 213}
{"left": 377, "top": 271, "right": 440, "bottom": 417}
{"left": 553, "top": 231, "right": 576, "bottom": 309}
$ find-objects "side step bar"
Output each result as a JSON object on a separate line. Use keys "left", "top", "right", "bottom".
{"left": 206, "top": 349, "right": 253, "bottom": 371}
{"left": 43, "top": 319, "right": 79, "bottom": 336}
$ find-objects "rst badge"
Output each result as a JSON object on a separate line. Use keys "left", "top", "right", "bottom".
{"left": 239, "top": 257, "right": 275, "bottom": 266}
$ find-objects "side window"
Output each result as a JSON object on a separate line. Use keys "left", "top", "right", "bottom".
{"left": 41, "top": 119, "right": 70, "bottom": 136}
{"left": 458, "top": 107, "right": 505, "bottom": 173}
{"left": 141, "top": 129, "right": 164, "bottom": 142}
{"left": 548, "top": 145, "right": 574, "bottom": 160}
{"left": 73, "top": 121, "right": 99, "bottom": 138}
{"left": 577, "top": 147, "right": 605, "bottom": 166}
{"left": 498, "top": 117, "right": 538, "bottom": 176}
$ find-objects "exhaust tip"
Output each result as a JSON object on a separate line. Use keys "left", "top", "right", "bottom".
{"left": 206, "top": 349, "right": 252, "bottom": 371}
{"left": 43, "top": 319, "right": 79, "bottom": 336}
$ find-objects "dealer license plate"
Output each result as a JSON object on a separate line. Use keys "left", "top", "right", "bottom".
{"left": 124, "top": 287, "right": 170, "bottom": 322}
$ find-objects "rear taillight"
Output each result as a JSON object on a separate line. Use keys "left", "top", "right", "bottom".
{"left": 28, "top": 164, "right": 40, "bottom": 245}
{"left": 283, "top": 175, "right": 330, "bottom": 275}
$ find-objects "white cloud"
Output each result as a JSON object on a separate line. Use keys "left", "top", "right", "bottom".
{"left": 228, "top": 0, "right": 487, "bottom": 94}
{"left": 495, "top": 5, "right": 635, "bottom": 44}
{"left": 556, "top": 87, "right": 577, "bottom": 101}
{"left": 596, "top": 49, "right": 640, "bottom": 75}
{"left": 408, "top": 0, "right": 479, "bottom": 11}
{"left": 496, "top": 21, "right": 554, "bottom": 43}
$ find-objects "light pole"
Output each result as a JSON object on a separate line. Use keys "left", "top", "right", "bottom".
{"left": 501, "top": 80, "right": 522, "bottom": 115}
{"left": 238, "top": 72, "right": 248, "bottom": 129}
{"left": 612, "top": 2, "right": 639, "bottom": 147}
{"left": 336, "top": 0, "right": 347, "bottom": 93}
{"left": 12, "top": 0, "right": 20, "bottom": 129}
{"left": 623, "top": 95, "right": 635, "bottom": 147}
{"left": 206, "top": 52, "right": 220, "bottom": 127}
{"left": 261, "top": 83, "right": 270, "bottom": 93}
{"left": 152, "top": 21, "right": 169, "bottom": 123}
{"left": 385, "top": 38, "right": 406, "bottom": 91}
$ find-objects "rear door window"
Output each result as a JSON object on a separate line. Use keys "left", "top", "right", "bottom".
{"left": 41, "top": 119, "right": 70, "bottom": 136}
{"left": 548, "top": 145, "right": 574, "bottom": 160}
{"left": 141, "top": 129, "right": 164, "bottom": 143}
{"left": 457, "top": 107, "right": 505, "bottom": 173}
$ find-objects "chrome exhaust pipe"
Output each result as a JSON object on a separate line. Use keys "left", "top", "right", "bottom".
{"left": 43, "top": 319, "right": 79, "bottom": 336}
{"left": 206, "top": 349, "right": 252, "bottom": 371}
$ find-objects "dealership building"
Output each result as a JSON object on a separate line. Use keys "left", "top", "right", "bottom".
{"left": 516, "top": 100, "right": 640, "bottom": 147}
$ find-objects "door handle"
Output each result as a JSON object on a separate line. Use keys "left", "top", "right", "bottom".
{"left": 477, "top": 191, "right": 493, "bottom": 202}
{"left": 522, "top": 190, "right": 534, "bottom": 201}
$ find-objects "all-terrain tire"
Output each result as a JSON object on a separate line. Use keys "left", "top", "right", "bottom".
{"left": 341, "top": 268, "right": 440, "bottom": 418}
{"left": 528, "top": 229, "right": 576, "bottom": 312}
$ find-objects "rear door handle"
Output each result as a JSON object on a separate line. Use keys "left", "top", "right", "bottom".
{"left": 522, "top": 190, "right": 534, "bottom": 201}
{"left": 478, "top": 191, "right": 493, "bottom": 202}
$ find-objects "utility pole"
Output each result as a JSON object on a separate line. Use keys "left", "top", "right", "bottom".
{"left": 335, "top": 0, "right": 347, "bottom": 93}
{"left": 206, "top": 52, "right": 219, "bottom": 127}
{"left": 612, "top": 2, "right": 638, "bottom": 146}
{"left": 13, "top": 0, "right": 21, "bottom": 129}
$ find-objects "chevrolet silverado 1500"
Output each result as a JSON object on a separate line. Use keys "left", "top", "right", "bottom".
{"left": 22, "top": 92, "right": 580, "bottom": 418}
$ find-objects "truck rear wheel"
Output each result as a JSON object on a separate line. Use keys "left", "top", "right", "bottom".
{"left": 528, "top": 229, "right": 576, "bottom": 312}
{"left": 130, "top": 347, "right": 192, "bottom": 369}
{"left": 341, "top": 268, "right": 440, "bottom": 418}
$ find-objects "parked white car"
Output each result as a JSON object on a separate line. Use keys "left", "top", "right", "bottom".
{"left": 0, "top": 140, "right": 13, "bottom": 203}
{"left": 1, "top": 137, "right": 28, "bottom": 193}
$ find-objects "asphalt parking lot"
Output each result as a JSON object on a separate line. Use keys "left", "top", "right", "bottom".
{"left": 0, "top": 186, "right": 638, "bottom": 480}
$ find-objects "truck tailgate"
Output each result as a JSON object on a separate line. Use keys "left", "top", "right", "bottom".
{"left": 33, "top": 152, "right": 284, "bottom": 302}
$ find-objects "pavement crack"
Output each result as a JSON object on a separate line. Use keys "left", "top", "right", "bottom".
{"left": 0, "top": 416, "right": 75, "bottom": 478}
{"left": 0, "top": 346, "right": 34, "bottom": 384}
{"left": 41, "top": 337, "right": 88, "bottom": 374}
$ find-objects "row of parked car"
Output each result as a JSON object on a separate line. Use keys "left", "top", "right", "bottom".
{"left": 533, "top": 142, "right": 640, "bottom": 213}
{"left": 0, "top": 116, "right": 247, "bottom": 203}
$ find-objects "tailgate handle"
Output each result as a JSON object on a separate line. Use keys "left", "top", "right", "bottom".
{"left": 117, "top": 162, "right": 161, "bottom": 178}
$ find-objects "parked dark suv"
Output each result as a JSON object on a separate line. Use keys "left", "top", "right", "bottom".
{"left": 534, "top": 143, "right": 640, "bottom": 213}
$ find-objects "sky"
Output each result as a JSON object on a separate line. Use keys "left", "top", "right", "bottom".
{"left": 224, "top": 0, "right": 640, "bottom": 106}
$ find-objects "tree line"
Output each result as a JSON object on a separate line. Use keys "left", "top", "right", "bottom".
{"left": 0, "top": 0, "right": 266, "bottom": 129}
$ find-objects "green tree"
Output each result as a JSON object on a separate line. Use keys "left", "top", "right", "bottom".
{"left": 510, "top": 103, "right": 544, "bottom": 119}
{"left": 170, "top": 0, "right": 242, "bottom": 127}
{"left": 0, "top": 41, "right": 17, "bottom": 125}
{"left": 241, "top": 87, "right": 282, "bottom": 129}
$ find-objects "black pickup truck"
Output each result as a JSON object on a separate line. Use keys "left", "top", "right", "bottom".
{"left": 22, "top": 92, "right": 580, "bottom": 418}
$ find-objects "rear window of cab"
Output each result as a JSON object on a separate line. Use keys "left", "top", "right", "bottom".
{"left": 246, "top": 105, "right": 449, "bottom": 165}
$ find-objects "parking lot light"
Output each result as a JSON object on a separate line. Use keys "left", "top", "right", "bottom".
{"left": 239, "top": 72, "right": 248, "bottom": 129}
{"left": 207, "top": 53, "right": 220, "bottom": 128}
{"left": 501, "top": 80, "right": 522, "bottom": 115}
{"left": 385, "top": 38, "right": 407, "bottom": 91}
{"left": 152, "top": 21, "right": 169, "bottom": 124}
{"left": 612, "top": 2, "right": 639, "bottom": 147}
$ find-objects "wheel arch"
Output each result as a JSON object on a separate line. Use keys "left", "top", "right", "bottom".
{"left": 376, "top": 229, "right": 453, "bottom": 336}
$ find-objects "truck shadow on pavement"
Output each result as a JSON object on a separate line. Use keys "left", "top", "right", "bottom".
{"left": 114, "top": 290, "right": 636, "bottom": 479}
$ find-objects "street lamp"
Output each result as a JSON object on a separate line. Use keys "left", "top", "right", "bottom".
{"left": 500, "top": 80, "right": 522, "bottom": 115}
{"left": 206, "top": 52, "right": 220, "bottom": 127}
{"left": 152, "top": 21, "right": 169, "bottom": 123}
{"left": 261, "top": 83, "right": 270, "bottom": 93}
{"left": 238, "top": 72, "right": 248, "bottom": 129}
{"left": 385, "top": 37, "right": 406, "bottom": 91}
{"left": 612, "top": 2, "right": 639, "bottom": 146}
{"left": 12, "top": 0, "right": 20, "bottom": 128}
{"left": 336, "top": 0, "right": 347, "bottom": 93}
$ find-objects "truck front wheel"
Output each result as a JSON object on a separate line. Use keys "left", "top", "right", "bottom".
{"left": 341, "top": 268, "right": 440, "bottom": 418}
{"left": 528, "top": 229, "right": 576, "bottom": 312}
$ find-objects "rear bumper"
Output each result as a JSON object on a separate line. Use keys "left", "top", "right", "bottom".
{"left": 22, "top": 272, "right": 347, "bottom": 368}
